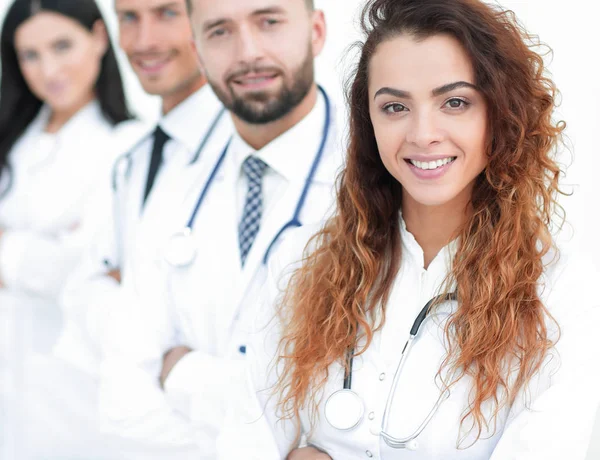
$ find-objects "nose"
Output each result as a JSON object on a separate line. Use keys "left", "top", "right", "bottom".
{"left": 405, "top": 110, "right": 444, "bottom": 149}
{"left": 39, "top": 55, "right": 61, "bottom": 81}
{"left": 234, "top": 24, "right": 264, "bottom": 66}
{"left": 133, "top": 16, "right": 159, "bottom": 52}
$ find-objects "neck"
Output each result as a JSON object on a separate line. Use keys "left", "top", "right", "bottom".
{"left": 162, "top": 74, "right": 206, "bottom": 115}
{"left": 46, "top": 92, "right": 95, "bottom": 134}
{"left": 233, "top": 84, "right": 318, "bottom": 151}
{"left": 402, "top": 185, "right": 473, "bottom": 270}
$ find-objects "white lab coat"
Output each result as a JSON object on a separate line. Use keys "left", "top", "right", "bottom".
{"left": 56, "top": 86, "right": 230, "bottom": 375}
{"left": 224, "top": 221, "right": 600, "bottom": 460}
{"left": 0, "top": 101, "right": 140, "bottom": 349}
{"left": 0, "top": 101, "right": 146, "bottom": 459}
{"left": 0, "top": 101, "right": 128, "bottom": 296}
{"left": 16, "top": 86, "right": 233, "bottom": 459}
{"left": 98, "top": 88, "right": 345, "bottom": 455}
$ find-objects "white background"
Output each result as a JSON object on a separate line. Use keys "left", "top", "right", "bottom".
{"left": 1, "top": 0, "right": 598, "bottom": 456}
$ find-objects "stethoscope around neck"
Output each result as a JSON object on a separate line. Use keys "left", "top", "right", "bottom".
{"left": 163, "top": 85, "right": 332, "bottom": 268}
{"left": 324, "top": 292, "right": 457, "bottom": 451}
{"left": 110, "top": 107, "right": 227, "bottom": 268}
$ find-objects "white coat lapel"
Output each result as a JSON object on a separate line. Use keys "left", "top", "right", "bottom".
{"left": 216, "top": 176, "right": 305, "bottom": 344}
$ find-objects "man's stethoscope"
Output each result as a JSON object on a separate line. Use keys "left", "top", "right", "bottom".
{"left": 324, "top": 292, "right": 457, "bottom": 451}
{"left": 109, "top": 107, "right": 227, "bottom": 267}
{"left": 163, "top": 85, "right": 333, "bottom": 268}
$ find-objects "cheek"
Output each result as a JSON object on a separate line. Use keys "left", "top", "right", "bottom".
{"left": 119, "top": 28, "right": 135, "bottom": 54}
{"left": 65, "top": 46, "right": 102, "bottom": 91}
{"left": 18, "top": 62, "right": 42, "bottom": 90}
{"left": 372, "top": 118, "right": 407, "bottom": 172}
{"left": 201, "top": 51, "right": 226, "bottom": 80}
{"left": 463, "top": 118, "right": 489, "bottom": 171}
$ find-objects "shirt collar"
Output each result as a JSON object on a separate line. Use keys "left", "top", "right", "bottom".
{"left": 159, "top": 85, "right": 224, "bottom": 159}
{"left": 229, "top": 89, "right": 329, "bottom": 183}
{"left": 38, "top": 100, "right": 105, "bottom": 139}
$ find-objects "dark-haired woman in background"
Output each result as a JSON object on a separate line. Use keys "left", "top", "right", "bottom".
{"left": 0, "top": 1, "right": 143, "bottom": 456}
{"left": 228, "top": 0, "right": 600, "bottom": 458}
{"left": 0, "top": 0, "right": 137, "bottom": 318}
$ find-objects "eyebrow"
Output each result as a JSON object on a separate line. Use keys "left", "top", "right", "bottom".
{"left": 151, "top": 1, "right": 181, "bottom": 12}
{"left": 251, "top": 6, "right": 286, "bottom": 16}
{"left": 374, "top": 81, "right": 479, "bottom": 100}
{"left": 115, "top": 1, "right": 180, "bottom": 14}
{"left": 203, "top": 6, "right": 286, "bottom": 32}
{"left": 50, "top": 36, "right": 70, "bottom": 45}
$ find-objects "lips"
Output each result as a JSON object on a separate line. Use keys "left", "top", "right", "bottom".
{"left": 46, "top": 81, "right": 68, "bottom": 94}
{"left": 230, "top": 71, "right": 280, "bottom": 89}
{"left": 132, "top": 54, "right": 173, "bottom": 75}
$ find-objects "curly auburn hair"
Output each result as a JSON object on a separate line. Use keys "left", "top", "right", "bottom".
{"left": 273, "top": 0, "right": 566, "bottom": 446}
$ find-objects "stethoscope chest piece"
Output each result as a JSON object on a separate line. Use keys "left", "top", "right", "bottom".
{"left": 164, "top": 227, "right": 197, "bottom": 268}
{"left": 324, "top": 389, "right": 364, "bottom": 431}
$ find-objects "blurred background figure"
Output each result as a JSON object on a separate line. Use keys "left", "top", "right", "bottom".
{"left": 7, "top": 0, "right": 231, "bottom": 457}
{"left": 0, "top": 0, "right": 141, "bottom": 458}
{"left": 0, "top": 0, "right": 134, "bottom": 343}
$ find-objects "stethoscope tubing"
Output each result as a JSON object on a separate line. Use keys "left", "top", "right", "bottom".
{"left": 329, "top": 292, "right": 457, "bottom": 449}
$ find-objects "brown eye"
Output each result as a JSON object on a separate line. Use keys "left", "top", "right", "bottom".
{"left": 383, "top": 103, "right": 407, "bottom": 114}
{"left": 445, "top": 98, "right": 469, "bottom": 109}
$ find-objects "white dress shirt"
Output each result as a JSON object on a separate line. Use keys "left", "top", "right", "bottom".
{"left": 227, "top": 220, "right": 600, "bottom": 460}
{"left": 98, "top": 88, "right": 345, "bottom": 455}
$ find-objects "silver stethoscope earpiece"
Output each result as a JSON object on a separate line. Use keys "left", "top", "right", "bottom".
{"left": 324, "top": 292, "right": 457, "bottom": 451}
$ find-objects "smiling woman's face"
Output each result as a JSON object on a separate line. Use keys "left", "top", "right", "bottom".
{"left": 14, "top": 12, "right": 106, "bottom": 114}
{"left": 368, "top": 33, "right": 489, "bottom": 209}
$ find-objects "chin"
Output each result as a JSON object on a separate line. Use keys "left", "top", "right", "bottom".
{"left": 47, "top": 96, "right": 77, "bottom": 113}
{"left": 403, "top": 188, "right": 460, "bottom": 208}
{"left": 141, "top": 81, "right": 168, "bottom": 96}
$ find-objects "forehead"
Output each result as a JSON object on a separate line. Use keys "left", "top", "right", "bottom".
{"left": 15, "top": 12, "right": 86, "bottom": 47}
{"left": 369, "top": 34, "right": 476, "bottom": 93}
{"left": 192, "top": 0, "right": 300, "bottom": 22}
{"left": 115, "top": 0, "right": 187, "bottom": 12}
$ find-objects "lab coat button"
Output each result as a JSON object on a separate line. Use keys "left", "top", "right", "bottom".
{"left": 365, "top": 450, "right": 373, "bottom": 458}
{"left": 379, "top": 373, "right": 386, "bottom": 381}
{"left": 368, "top": 411, "right": 375, "bottom": 420}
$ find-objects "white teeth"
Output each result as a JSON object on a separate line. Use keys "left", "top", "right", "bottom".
{"left": 140, "top": 59, "right": 166, "bottom": 69}
{"left": 409, "top": 157, "right": 455, "bottom": 170}
{"left": 241, "top": 77, "right": 271, "bottom": 84}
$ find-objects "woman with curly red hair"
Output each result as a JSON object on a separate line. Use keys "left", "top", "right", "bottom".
{"left": 226, "top": 0, "right": 600, "bottom": 458}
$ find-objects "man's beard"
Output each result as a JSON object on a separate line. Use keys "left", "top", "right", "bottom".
{"left": 209, "top": 47, "right": 314, "bottom": 125}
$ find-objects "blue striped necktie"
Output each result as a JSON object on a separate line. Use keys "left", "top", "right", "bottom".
{"left": 238, "top": 155, "right": 268, "bottom": 266}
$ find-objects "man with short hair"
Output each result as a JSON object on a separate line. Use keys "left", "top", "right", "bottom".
{"left": 99, "top": 0, "right": 343, "bottom": 456}
{"left": 52, "top": 0, "right": 231, "bottom": 457}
